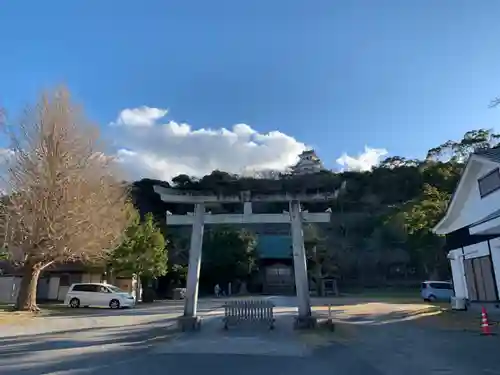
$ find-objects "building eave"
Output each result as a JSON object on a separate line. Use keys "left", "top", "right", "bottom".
{"left": 469, "top": 208, "right": 500, "bottom": 235}
{"left": 433, "top": 154, "right": 499, "bottom": 235}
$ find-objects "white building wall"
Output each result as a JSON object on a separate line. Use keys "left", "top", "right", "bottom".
{"left": 37, "top": 277, "right": 50, "bottom": 299}
{"left": 48, "top": 277, "right": 60, "bottom": 300}
{"left": 449, "top": 161, "right": 500, "bottom": 232}
{"left": 487, "top": 238, "right": 500, "bottom": 296}
{"left": 463, "top": 241, "right": 490, "bottom": 259}
{"left": 293, "top": 160, "right": 322, "bottom": 174}
{"left": 81, "top": 273, "right": 102, "bottom": 283}
{"left": 0, "top": 276, "right": 21, "bottom": 303}
{"left": 450, "top": 240, "right": 500, "bottom": 302}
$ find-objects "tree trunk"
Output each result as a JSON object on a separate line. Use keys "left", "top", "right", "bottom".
{"left": 15, "top": 262, "right": 42, "bottom": 312}
{"left": 133, "top": 273, "right": 141, "bottom": 302}
{"left": 106, "top": 268, "right": 116, "bottom": 284}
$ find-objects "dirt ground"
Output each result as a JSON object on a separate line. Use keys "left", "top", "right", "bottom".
{"left": 305, "top": 296, "right": 500, "bottom": 374}
{"left": 1, "top": 296, "right": 499, "bottom": 374}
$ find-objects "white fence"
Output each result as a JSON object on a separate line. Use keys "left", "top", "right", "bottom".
{"left": 223, "top": 299, "right": 275, "bottom": 330}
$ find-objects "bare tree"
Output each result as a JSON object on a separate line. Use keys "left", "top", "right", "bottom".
{"left": 0, "top": 87, "right": 131, "bottom": 311}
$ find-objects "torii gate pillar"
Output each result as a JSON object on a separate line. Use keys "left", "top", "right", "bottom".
{"left": 289, "top": 200, "right": 316, "bottom": 328}
{"left": 177, "top": 203, "right": 205, "bottom": 331}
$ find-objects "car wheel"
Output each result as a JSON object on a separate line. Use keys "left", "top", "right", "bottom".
{"left": 109, "top": 299, "right": 120, "bottom": 309}
{"left": 69, "top": 298, "right": 80, "bottom": 308}
{"left": 428, "top": 295, "right": 437, "bottom": 302}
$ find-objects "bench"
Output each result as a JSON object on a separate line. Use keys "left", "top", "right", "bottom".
{"left": 223, "top": 299, "right": 275, "bottom": 330}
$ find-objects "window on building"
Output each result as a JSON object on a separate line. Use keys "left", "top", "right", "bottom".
{"left": 478, "top": 169, "right": 500, "bottom": 198}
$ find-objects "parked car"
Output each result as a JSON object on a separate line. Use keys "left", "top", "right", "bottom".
{"left": 64, "top": 283, "right": 136, "bottom": 309}
{"left": 421, "top": 281, "right": 454, "bottom": 302}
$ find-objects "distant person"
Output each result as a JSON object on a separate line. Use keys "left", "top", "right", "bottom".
{"left": 214, "top": 283, "right": 221, "bottom": 297}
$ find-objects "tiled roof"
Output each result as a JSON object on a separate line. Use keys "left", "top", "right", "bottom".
{"left": 474, "top": 147, "right": 500, "bottom": 163}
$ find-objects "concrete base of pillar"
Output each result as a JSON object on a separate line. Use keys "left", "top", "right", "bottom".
{"left": 318, "top": 318, "right": 336, "bottom": 332}
{"left": 293, "top": 315, "right": 318, "bottom": 330}
{"left": 177, "top": 316, "right": 201, "bottom": 332}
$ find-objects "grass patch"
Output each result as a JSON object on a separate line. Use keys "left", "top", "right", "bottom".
{"left": 311, "top": 295, "right": 426, "bottom": 308}
{"left": 312, "top": 301, "right": 441, "bottom": 325}
{"left": 0, "top": 302, "right": 85, "bottom": 324}
{"left": 341, "top": 287, "right": 419, "bottom": 298}
{"left": 415, "top": 308, "right": 499, "bottom": 333}
{"left": 0, "top": 304, "right": 37, "bottom": 325}
{"left": 298, "top": 322, "right": 357, "bottom": 346}
{"left": 36, "top": 304, "right": 113, "bottom": 317}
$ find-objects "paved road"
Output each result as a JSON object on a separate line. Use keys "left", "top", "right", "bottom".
{"left": 0, "top": 296, "right": 499, "bottom": 375}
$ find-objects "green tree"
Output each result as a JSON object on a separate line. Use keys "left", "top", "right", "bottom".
{"left": 164, "top": 232, "right": 189, "bottom": 289}
{"left": 420, "top": 161, "right": 462, "bottom": 195}
{"left": 201, "top": 227, "right": 257, "bottom": 288}
{"left": 363, "top": 214, "right": 411, "bottom": 282}
{"left": 401, "top": 184, "right": 450, "bottom": 233}
{"left": 129, "top": 127, "right": 498, "bottom": 287}
{"left": 426, "top": 129, "right": 500, "bottom": 162}
{"left": 0, "top": 246, "right": 9, "bottom": 261}
{"left": 303, "top": 224, "right": 338, "bottom": 296}
{"left": 171, "top": 174, "right": 196, "bottom": 189}
{"left": 109, "top": 211, "right": 167, "bottom": 281}
{"left": 399, "top": 184, "right": 450, "bottom": 278}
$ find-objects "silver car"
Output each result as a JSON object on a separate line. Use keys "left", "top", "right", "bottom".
{"left": 421, "top": 281, "right": 454, "bottom": 302}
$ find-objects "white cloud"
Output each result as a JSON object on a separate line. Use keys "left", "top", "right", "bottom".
{"left": 0, "top": 106, "right": 391, "bottom": 184}
{"left": 111, "top": 106, "right": 307, "bottom": 181}
{"left": 336, "top": 146, "right": 388, "bottom": 172}
{"left": 113, "top": 106, "right": 168, "bottom": 127}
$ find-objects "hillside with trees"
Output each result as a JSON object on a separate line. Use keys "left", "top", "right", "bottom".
{"left": 132, "top": 129, "right": 499, "bottom": 290}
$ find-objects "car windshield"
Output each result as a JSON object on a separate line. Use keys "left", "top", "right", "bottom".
{"left": 107, "top": 286, "right": 126, "bottom": 293}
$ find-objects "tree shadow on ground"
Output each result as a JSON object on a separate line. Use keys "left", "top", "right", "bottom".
{"left": 3, "top": 307, "right": 497, "bottom": 375}
{"left": 0, "top": 316, "right": 183, "bottom": 374}
{"left": 36, "top": 299, "right": 225, "bottom": 318}
{"left": 311, "top": 305, "right": 500, "bottom": 335}
{"left": 0, "top": 313, "right": 338, "bottom": 375}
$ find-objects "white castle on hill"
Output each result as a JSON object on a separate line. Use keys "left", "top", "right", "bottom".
{"left": 290, "top": 149, "right": 325, "bottom": 175}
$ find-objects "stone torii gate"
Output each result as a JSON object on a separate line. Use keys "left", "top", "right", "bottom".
{"left": 153, "top": 186, "right": 336, "bottom": 330}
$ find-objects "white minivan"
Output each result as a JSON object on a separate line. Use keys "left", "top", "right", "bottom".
{"left": 64, "top": 283, "right": 136, "bottom": 309}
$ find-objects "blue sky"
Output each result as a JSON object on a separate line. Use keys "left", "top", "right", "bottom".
{"left": 1, "top": 1, "right": 500, "bottom": 180}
